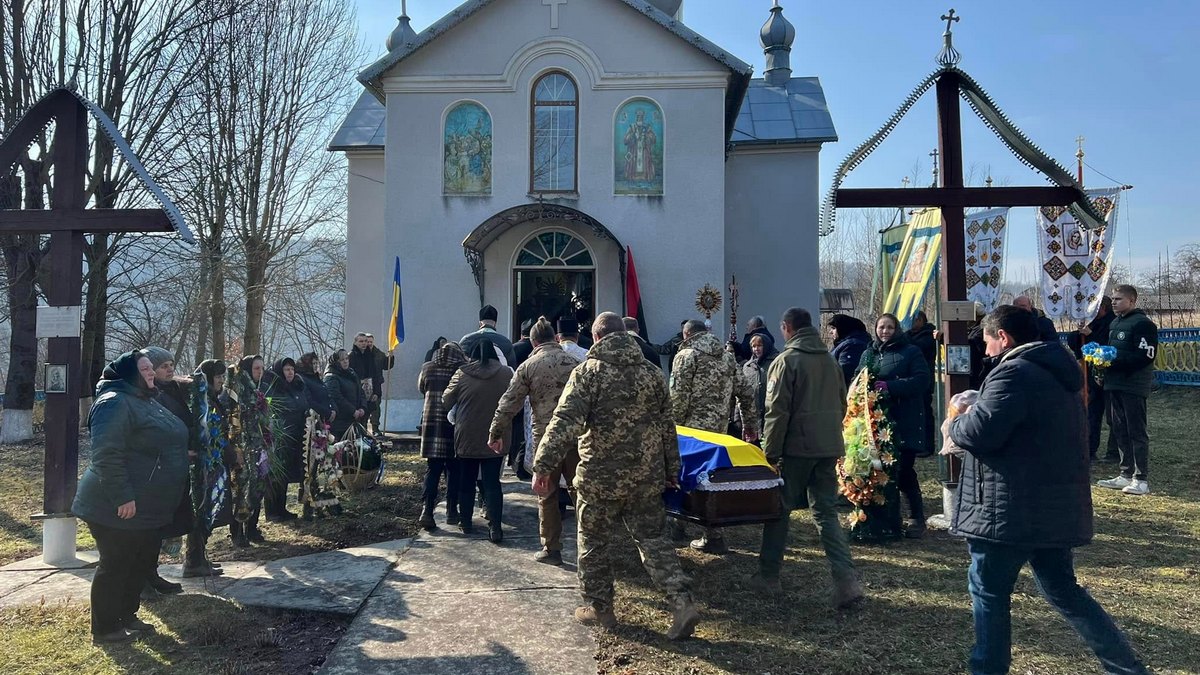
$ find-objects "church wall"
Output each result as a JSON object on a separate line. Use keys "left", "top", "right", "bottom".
{"left": 724, "top": 145, "right": 822, "bottom": 328}
{"left": 344, "top": 151, "right": 390, "bottom": 344}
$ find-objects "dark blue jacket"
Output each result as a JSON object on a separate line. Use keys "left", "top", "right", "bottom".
{"left": 858, "top": 334, "right": 931, "bottom": 455}
{"left": 299, "top": 371, "right": 334, "bottom": 421}
{"left": 73, "top": 355, "right": 190, "bottom": 530}
{"left": 949, "top": 342, "right": 1093, "bottom": 548}
{"left": 831, "top": 330, "right": 871, "bottom": 386}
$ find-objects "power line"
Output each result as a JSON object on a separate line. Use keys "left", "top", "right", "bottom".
{"left": 1082, "top": 160, "right": 1131, "bottom": 189}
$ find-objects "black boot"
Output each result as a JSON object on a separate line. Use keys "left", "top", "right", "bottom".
{"left": 905, "top": 495, "right": 927, "bottom": 539}
{"left": 230, "top": 522, "right": 250, "bottom": 548}
{"left": 419, "top": 504, "right": 437, "bottom": 532}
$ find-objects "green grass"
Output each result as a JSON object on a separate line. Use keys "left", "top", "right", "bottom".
{"left": 594, "top": 388, "right": 1200, "bottom": 674}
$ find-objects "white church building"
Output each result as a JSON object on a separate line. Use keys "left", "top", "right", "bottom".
{"left": 330, "top": 0, "right": 836, "bottom": 429}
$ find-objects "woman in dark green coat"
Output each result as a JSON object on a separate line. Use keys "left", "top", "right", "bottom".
{"left": 72, "top": 351, "right": 190, "bottom": 644}
{"left": 858, "top": 314, "right": 933, "bottom": 538}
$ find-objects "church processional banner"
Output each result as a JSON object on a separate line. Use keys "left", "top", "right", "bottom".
{"left": 877, "top": 222, "right": 909, "bottom": 303}
{"left": 964, "top": 208, "right": 1010, "bottom": 313}
{"left": 1036, "top": 187, "right": 1121, "bottom": 320}
{"left": 884, "top": 209, "right": 942, "bottom": 327}
{"left": 614, "top": 99, "right": 664, "bottom": 195}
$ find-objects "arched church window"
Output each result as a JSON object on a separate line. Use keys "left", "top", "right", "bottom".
{"left": 515, "top": 231, "right": 593, "bottom": 267}
{"left": 530, "top": 72, "right": 578, "bottom": 193}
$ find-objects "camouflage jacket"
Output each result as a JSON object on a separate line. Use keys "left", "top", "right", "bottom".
{"left": 534, "top": 332, "right": 679, "bottom": 498}
{"left": 489, "top": 342, "right": 581, "bottom": 452}
{"left": 669, "top": 332, "right": 758, "bottom": 435}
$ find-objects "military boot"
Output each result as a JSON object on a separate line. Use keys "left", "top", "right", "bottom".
{"left": 418, "top": 504, "right": 437, "bottom": 532}
{"left": 666, "top": 598, "right": 700, "bottom": 640}
{"left": 831, "top": 573, "right": 864, "bottom": 610}
{"left": 574, "top": 605, "right": 618, "bottom": 629}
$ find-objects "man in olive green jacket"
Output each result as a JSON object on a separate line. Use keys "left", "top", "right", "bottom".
{"left": 754, "top": 307, "right": 863, "bottom": 608}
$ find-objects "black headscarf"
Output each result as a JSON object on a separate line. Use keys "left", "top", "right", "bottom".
{"left": 326, "top": 350, "right": 349, "bottom": 376}
{"left": 297, "top": 352, "right": 320, "bottom": 376}
{"left": 196, "top": 359, "right": 227, "bottom": 387}
{"left": 100, "top": 350, "right": 152, "bottom": 395}
{"left": 828, "top": 314, "right": 868, "bottom": 344}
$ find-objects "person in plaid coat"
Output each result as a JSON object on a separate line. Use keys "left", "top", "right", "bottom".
{"left": 417, "top": 342, "right": 467, "bottom": 530}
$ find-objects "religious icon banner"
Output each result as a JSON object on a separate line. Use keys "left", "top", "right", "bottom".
{"left": 964, "top": 207, "right": 1010, "bottom": 314}
{"left": 877, "top": 221, "right": 909, "bottom": 303}
{"left": 614, "top": 98, "right": 664, "bottom": 195}
{"left": 1036, "top": 187, "right": 1120, "bottom": 321}
{"left": 443, "top": 102, "right": 492, "bottom": 195}
{"left": 884, "top": 208, "right": 942, "bottom": 327}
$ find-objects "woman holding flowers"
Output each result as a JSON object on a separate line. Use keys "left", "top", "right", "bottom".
{"left": 857, "top": 313, "right": 932, "bottom": 538}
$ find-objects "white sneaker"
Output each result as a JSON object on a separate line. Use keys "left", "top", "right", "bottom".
{"left": 1098, "top": 475, "right": 1132, "bottom": 490}
{"left": 1122, "top": 480, "right": 1150, "bottom": 496}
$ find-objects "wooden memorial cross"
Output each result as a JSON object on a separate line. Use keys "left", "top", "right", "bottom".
{"left": 0, "top": 88, "right": 190, "bottom": 565}
{"left": 827, "top": 11, "right": 1104, "bottom": 491}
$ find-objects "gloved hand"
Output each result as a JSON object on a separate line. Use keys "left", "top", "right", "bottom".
{"left": 874, "top": 380, "right": 889, "bottom": 393}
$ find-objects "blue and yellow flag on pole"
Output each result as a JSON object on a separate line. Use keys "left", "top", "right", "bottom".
{"left": 884, "top": 208, "right": 942, "bottom": 327}
{"left": 388, "top": 256, "right": 404, "bottom": 350}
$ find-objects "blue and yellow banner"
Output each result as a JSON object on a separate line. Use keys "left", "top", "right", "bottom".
{"left": 675, "top": 426, "right": 771, "bottom": 492}
{"left": 878, "top": 221, "right": 910, "bottom": 302}
{"left": 884, "top": 208, "right": 942, "bottom": 327}
{"left": 388, "top": 256, "right": 404, "bottom": 350}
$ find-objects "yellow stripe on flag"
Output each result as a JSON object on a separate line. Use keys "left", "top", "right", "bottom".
{"left": 675, "top": 426, "right": 771, "bottom": 468}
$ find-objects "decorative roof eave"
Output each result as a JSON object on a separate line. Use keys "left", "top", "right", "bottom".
{"left": 462, "top": 202, "right": 623, "bottom": 254}
{"left": 0, "top": 87, "right": 193, "bottom": 244}
{"left": 356, "top": 0, "right": 754, "bottom": 140}
{"left": 818, "top": 66, "right": 1106, "bottom": 237}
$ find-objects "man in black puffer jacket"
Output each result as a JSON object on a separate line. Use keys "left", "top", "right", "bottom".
{"left": 949, "top": 306, "right": 1147, "bottom": 675}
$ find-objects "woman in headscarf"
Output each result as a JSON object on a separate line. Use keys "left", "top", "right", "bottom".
{"left": 441, "top": 340, "right": 513, "bottom": 543}
{"left": 424, "top": 336, "right": 448, "bottom": 364}
{"left": 264, "top": 357, "right": 311, "bottom": 522}
{"left": 296, "top": 352, "right": 334, "bottom": 423}
{"left": 417, "top": 341, "right": 467, "bottom": 531}
{"left": 72, "top": 351, "right": 190, "bottom": 644}
{"left": 324, "top": 348, "right": 365, "bottom": 440}
{"left": 857, "top": 313, "right": 933, "bottom": 539}
{"left": 828, "top": 314, "right": 872, "bottom": 386}
{"left": 740, "top": 333, "right": 778, "bottom": 433}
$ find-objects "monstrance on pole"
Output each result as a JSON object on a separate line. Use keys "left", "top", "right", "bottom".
{"left": 695, "top": 284, "right": 722, "bottom": 330}
{"left": 819, "top": 9, "right": 1105, "bottom": 519}
{"left": 0, "top": 87, "right": 193, "bottom": 566}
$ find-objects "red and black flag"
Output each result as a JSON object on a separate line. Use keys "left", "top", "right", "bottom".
{"left": 625, "top": 246, "right": 648, "bottom": 340}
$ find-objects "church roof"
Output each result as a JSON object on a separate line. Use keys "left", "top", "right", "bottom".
{"left": 731, "top": 78, "right": 837, "bottom": 146}
{"left": 328, "top": 91, "right": 387, "bottom": 151}
{"left": 355, "top": 0, "right": 754, "bottom": 139}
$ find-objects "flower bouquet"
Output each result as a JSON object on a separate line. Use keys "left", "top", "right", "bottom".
{"left": 837, "top": 363, "right": 902, "bottom": 542}
{"left": 1081, "top": 342, "right": 1117, "bottom": 385}
{"left": 302, "top": 413, "right": 342, "bottom": 515}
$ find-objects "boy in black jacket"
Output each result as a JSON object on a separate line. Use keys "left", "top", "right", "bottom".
{"left": 1097, "top": 285, "right": 1158, "bottom": 496}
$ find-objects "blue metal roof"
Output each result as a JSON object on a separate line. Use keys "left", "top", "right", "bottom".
{"left": 731, "top": 77, "right": 837, "bottom": 145}
{"left": 327, "top": 91, "right": 387, "bottom": 151}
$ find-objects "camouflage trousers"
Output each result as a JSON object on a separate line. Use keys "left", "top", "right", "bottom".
{"left": 576, "top": 490, "right": 692, "bottom": 612}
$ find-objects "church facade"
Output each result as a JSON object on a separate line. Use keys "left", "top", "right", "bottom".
{"left": 330, "top": 0, "right": 835, "bottom": 429}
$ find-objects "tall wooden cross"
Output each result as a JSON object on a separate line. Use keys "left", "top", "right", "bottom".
{"left": 832, "top": 12, "right": 1093, "bottom": 486}
{"left": 0, "top": 88, "right": 187, "bottom": 563}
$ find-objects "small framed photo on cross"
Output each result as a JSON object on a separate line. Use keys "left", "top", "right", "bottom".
{"left": 946, "top": 346, "right": 972, "bottom": 376}
{"left": 44, "top": 364, "right": 68, "bottom": 394}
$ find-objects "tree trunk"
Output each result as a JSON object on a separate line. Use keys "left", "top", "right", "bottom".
{"left": 242, "top": 239, "right": 268, "bottom": 357}
{"left": 80, "top": 232, "right": 111, "bottom": 390}
{"left": 209, "top": 236, "right": 227, "bottom": 360}
{"left": 0, "top": 169, "right": 42, "bottom": 444}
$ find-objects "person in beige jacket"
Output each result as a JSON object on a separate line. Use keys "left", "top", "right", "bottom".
{"left": 489, "top": 317, "right": 582, "bottom": 565}
{"left": 443, "top": 341, "right": 513, "bottom": 543}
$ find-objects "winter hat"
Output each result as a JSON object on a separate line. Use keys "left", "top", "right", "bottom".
{"left": 479, "top": 305, "right": 498, "bottom": 322}
{"left": 196, "top": 359, "right": 227, "bottom": 387}
{"left": 142, "top": 346, "right": 174, "bottom": 368}
{"left": 556, "top": 318, "right": 579, "bottom": 336}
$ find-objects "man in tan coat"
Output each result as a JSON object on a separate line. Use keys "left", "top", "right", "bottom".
{"left": 489, "top": 318, "right": 582, "bottom": 565}
{"left": 669, "top": 320, "right": 759, "bottom": 553}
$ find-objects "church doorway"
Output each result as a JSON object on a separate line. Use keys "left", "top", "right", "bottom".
{"left": 511, "top": 230, "right": 595, "bottom": 337}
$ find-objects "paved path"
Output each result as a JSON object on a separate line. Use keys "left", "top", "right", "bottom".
{"left": 320, "top": 477, "right": 597, "bottom": 675}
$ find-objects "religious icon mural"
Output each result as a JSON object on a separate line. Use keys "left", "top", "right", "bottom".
{"left": 614, "top": 98, "right": 664, "bottom": 195}
{"left": 444, "top": 102, "right": 492, "bottom": 195}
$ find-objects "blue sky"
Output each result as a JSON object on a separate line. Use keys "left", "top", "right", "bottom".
{"left": 351, "top": 0, "right": 1197, "bottom": 281}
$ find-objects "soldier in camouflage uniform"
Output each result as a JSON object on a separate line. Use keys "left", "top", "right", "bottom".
{"left": 534, "top": 312, "right": 700, "bottom": 640}
{"left": 669, "top": 320, "right": 760, "bottom": 553}
{"left": 489, "top": 318, "right": 582, "bottom": 565}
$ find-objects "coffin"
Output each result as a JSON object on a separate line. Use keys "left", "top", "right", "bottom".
{"left": 666, "top": 427, "right": 784, "bottom": 527}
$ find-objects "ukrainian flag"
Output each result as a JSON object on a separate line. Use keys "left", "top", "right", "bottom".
{"left": 388, "top": 256, "right": 404, "bottom": 350}
{"left": 675, "top": 426, "right": 772, "bottom": 492}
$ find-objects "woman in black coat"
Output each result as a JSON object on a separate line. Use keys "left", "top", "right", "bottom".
{"left": 297, "top": 352, "right": 335, "bottom": 422}
{"left": 828, "top": 314, "right": 872, "bottom": 386}
{"left": 264, "top": 358, "right": 311, "bottom": 521}
{"left": 858, "top": 313, "right": 933, "bottom": 537}
{"left": 324, "top": 349, "right": 365, "bottom": 440}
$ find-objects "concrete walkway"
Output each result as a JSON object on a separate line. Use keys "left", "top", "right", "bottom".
{"left": 320, "top": 477, "right": 597, "bottom": 674}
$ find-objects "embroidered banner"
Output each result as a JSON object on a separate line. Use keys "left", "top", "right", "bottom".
{"left": 1037, "top": 188, "right": 1121, "bottom": 320}
{"left": 878, "top": 222, "right": 909, "bottom": 303}
{"left": 964, "top": 208, "right": 1010, "bottom": 313}
{"left": 884, "top": 208, "right": 942, "bottom": 327}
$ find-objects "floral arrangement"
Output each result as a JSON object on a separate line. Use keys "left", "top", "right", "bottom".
{"left": 189, "top": 374, "right": 229, "bottom": 530}
{"left": 1081, "top": 342, "right": 1117, "bottom": 384}
{"left": 302, "top": 412, "right": 341, "bottom": 512}
{"left": 837, "top": 364, "right": 897, "bottom": 526}
{"left": 225, "top": 366, "right": 275, "bottom": 523}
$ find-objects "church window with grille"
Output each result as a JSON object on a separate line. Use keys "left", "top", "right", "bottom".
{"left": 530, "top": 72, "right": 578, "bottom": 192}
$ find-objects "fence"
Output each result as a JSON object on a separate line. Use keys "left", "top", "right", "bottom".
{"left": 1060, "top": 327, "right": 1200, "bottom": 387}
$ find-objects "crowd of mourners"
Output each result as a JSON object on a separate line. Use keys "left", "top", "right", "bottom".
{"left": 74, "top": 285, "right": 1159, "bottom": 673}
